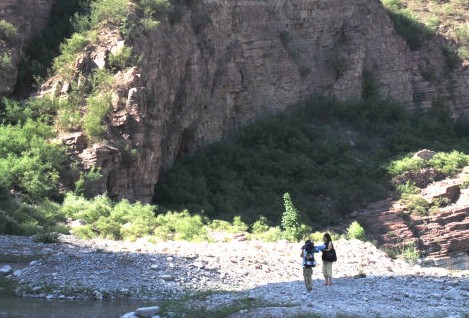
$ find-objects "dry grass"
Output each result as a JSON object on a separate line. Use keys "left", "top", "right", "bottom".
{"left": 382, "top": 0, "right": 469, "bottom": 63}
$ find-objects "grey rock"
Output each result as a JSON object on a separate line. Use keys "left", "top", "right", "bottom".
{"left": 0, "top": 265, "right": 13, "bottom": 275}
{"left": 135, "top": 306, "right": 160, "bottom": 318}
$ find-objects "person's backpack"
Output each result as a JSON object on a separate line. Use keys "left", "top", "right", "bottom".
{"left": 303, "top": 243, "right": 316, "bottom": 268}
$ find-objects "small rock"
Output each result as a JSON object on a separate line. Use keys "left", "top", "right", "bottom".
{"left": 160, "top": 274, "right": 173, "bottom": 281}
{"left": 0, "top": 265, "right": 13, "bottom": 275}
{"left": 444, "top": 288, "right": 462, "bottom": 300}
{"left": 93, "top": 290, "right": 103, "bottom": 300}
{"left": 135, "top": 306, "right": 160, "bottom": 318}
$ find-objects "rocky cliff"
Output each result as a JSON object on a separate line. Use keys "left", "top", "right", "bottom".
{"left": 0, "top": 0, "right": 55, "bottom": 96}
{"left": 45, "top": 0, "right": 469, "bottom": 204}
{"left": 355, "top": 152, "right": 469, "bottom": 270}
{"left": 2, "top": 0, "right": 468, "bottom": 269}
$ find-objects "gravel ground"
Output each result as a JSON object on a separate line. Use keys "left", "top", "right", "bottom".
{"left": 1, "top": 235, "right": 468, "bottom": 317}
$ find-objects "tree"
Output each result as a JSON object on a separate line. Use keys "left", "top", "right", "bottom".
{"left": 281, "top": 192, "right": 303, "bottom": 242}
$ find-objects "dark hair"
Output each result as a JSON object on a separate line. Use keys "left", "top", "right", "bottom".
{"left": 324, "top": 233, "right": 332, "bottom": 242}
{"left": 302, "top": 240, "right": 314, "bottom": 252}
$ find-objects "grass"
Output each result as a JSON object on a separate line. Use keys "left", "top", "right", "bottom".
{"left": 0, "top": 276, "right": 17, "bottom": 297}
{"left": 159, "top": 291, "right": 286, "bottom": 318}
{"left": 0, "top": 20, "right": 18, "bottom": 42}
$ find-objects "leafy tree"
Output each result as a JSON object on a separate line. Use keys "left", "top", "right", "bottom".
{"left": 281, "top": 192, "right": 303, "bottom": 242}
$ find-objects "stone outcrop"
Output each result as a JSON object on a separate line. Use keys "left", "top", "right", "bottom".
{"left": 0, "top": 0, "right": 55, "bottom": 96}
{"left": 356, "top": 164, "right": 469, "bottom": 270}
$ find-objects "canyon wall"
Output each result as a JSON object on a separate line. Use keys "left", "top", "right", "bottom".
{"left": 0, "top": 0, "right": 55, "bottom": 96}
{"left": 3, "top": 0, "right": 469, "bottom": 204}
{"left": 91, "top": 0, "right": 469, "bottom": 203}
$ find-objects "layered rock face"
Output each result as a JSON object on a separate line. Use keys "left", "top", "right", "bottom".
{"left": 74, "top": 0, "right": 469, "bottom": 203}
{"left": 4, "top": 0, "right": 469, "bottom": 203}
{"left": 0, "top": 0, "right": 55, "bottom": 96}
{"left": 356, "top": 162, "right": 469, "bottom": 270}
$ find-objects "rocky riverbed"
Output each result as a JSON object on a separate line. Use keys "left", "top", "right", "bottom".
{"left": 1, "top": 234, "right": 468, "bottom": 317}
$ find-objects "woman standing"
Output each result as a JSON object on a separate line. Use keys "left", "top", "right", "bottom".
{"left": 321, "top": 233, "right": 335, "bottom": 286}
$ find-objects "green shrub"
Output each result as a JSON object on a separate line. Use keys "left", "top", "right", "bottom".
{"left": 153, "top": 210, "right": 208, "bottom": 241}
{"left": 1, "top": 97, "right": 58, "bottom": 124}
{"left": 63, "top": 194, "right": 158, "bottom": 240}
{"left": 458, "top": 47, "right": 469, "bottom": 61}
{"left": 140, "top": 0, "right": 170, "bottom": 16}
{"left": 428, "top": 151, "right": 469, "bottom": 176}
{"left": 387, "top": 155, "right": 424, "bottom": 176}
{"left": 401, "top": 193, "right": 429, "bottom": 216}
{"left": 382, "top": 0, "right": 404, "bottom": 11}
{"left": 0, "top": 198, "right": 67, "bottom": 236}
{"left": 90, "top": 0, "right": 130, "bottom": 28}
{"left": 346, "top": 221, "right": 365, "bottom": 240}
{"left": 74, "top": 166, "right": 103, "bottom": 196}
{"left": 249, "top": 226, "right": 283, "bottom": 242}
{"left": 396, "top": 181, "right": 420, "bottom": 196}
{"left": 62, "top": 194, "right": 113, "bottom": 223}
{"left": 83, "top": 92, "right": 112, "bottom": 140}
{"left": 401, "top": 244, "right": 420, "bottom": 263}
{"left": 0, "top": 20, "right": 18, "bottom": 42}
{"left": 251, "top": 216, "right": 270, "bottom": 234}
{"left": 108, "top": 45, "right": 133, "bottom": 71}
{"left": 231, "top": 216, "right": 248, "bottom": 232}
{"left": 113, "top": 199, "right": 157, "bottom": 240}
{"left": 32, "top": 232, "right": 61, "bottom": 243}
{"left": 0, "top": 119, "right": 66, "bottom": 202}
{"left": 53, "top": 33, "right": 89, "bottom": 78}
{"left": 0, "top": 53, "right": 13, "bottom": 72}
{"left": 426, "top": 17, "right": 440, "bottom": 31}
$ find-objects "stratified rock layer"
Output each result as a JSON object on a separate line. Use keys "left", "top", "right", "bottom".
{"left": 0, "top": 0, "right": 55, "bottom": 95}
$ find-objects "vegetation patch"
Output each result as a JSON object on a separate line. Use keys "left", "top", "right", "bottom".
{"left": 0, "top": 20, "right": 18, "bottom": 42}
{"left": 154, "top": 97, "right": 469, "bottom": 227}
{"left": 159, "top": 291, "right": 285, "bottom": 318}
{"left": 0, "top": 276, "right": 17, "bottom": 297}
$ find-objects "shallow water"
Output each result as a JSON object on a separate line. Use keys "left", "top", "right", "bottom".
{"left": 0, "top": 297, "right": 156, "bottom": 318}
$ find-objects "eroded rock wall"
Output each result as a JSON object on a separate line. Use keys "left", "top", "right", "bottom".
{"left": 0, "top": 0, "right": 55, "bottom": 96}
{"left": 91, "top": 0, "right": 469, "bottom": 203}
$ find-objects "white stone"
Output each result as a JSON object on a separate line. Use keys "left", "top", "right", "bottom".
{"left": 135, "top": 306, "right": 160, "bottom": 318}
{"left": 93, "top": 290, "right": 103, "bottom": 300}
{"left": 0, "top": 265, "right": 12, "bottom": 275}
{"left": 159, "top": 274, "right": 173, "bottom": 281}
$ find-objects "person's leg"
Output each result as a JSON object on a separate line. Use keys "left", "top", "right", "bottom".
{"left": 322, "top": 262, "right": 328, "bottom": 285}
{"left": 324, "top": 262, "right": 333, "bottom": 285}
{"left": 303, "top": 267, "right": 312, "bottom": 292}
